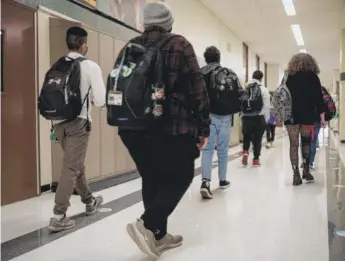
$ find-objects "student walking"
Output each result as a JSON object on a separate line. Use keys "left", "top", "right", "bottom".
{"left": 300, "top": 120, "right": 321, "bottom": 170}
{"left": 266, "top": 115, "right": 277, "bottom": 148}
{"left": 282, "top": 53, "right": 326, "bottom": 186}
{"left": 39, "top": 26, "right": 106, "bottom": 232}
{"left": 241, "top": 70, "right": 270, "bottom": 167}
{"left": 199, "top": 46, "right": 242, "bottom": 200}
{"left": 266, "top": 96, "right": 277, "bottom": 149}
{"left": 107, "top": 2, "right": 210, "bottom": 259}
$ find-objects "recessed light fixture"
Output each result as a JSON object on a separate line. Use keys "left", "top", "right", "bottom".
{"left": 291, "top": 24, "right": 305, "bottom": 46}
{"left": 299, "top": 48, "right": 307, "bottom": 53}
{"left": 282, "top": 0, "right": 296, "bottom": 16}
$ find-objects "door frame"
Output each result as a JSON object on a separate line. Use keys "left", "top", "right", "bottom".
{"left": 1, "top": 0, "right": 40, "bottom": 204}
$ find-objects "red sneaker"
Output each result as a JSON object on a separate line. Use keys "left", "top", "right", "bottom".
{"left": 253, "top": 159, "right": 260, "bottom": 167}
{"left": 242, "top": 151, "right": 249, "bottom": 167}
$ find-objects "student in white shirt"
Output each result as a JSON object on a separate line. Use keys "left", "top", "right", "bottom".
{"left": 48, "top": 26, "right": 106, "bottom": 232}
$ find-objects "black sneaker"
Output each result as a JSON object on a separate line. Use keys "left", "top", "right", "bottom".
{"left": 200, "top": 180, "right": 213, "bottom": 199}
{"left": 219, "top": 181, "right": 230, "bottom": 189}
{"left": 303, "top": 171, "right": 315, "bottom": 183}
{"left": 293, "top": 169, "right": 303, "bottom": 186}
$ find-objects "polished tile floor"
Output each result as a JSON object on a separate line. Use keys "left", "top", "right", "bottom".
{"left": 2, "top": 128, "right": 344, "bottom": 261}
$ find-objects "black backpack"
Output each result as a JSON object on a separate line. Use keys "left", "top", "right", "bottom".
{"left": 106, "top": 33, "right": 176, "bottom": 129}
{"left": 38, "top": 57, "right": 90, "bottom": 123}
{"left": 240, "top": 82, "right": 263, "bottom": 116}
{"left": 206, "top": 67, "right": 241, "bottom": 115}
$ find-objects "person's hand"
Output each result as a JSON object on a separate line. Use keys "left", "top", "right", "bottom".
{"left": 320, "top": 113, "right": 327, "bottom": 128}
{"left": 198, "top": 136, "right": 209, "bottom": 150}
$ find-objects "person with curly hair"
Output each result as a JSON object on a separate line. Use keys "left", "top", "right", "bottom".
{"left": 284, "top": 53, "right": 326, "bottom": 186}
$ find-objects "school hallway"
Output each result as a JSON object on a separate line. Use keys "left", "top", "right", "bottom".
{"left": 1, "top": 128, "right": 344, "bottom": 261}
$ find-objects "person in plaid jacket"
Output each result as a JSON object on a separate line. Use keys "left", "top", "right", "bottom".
{"left": 117, "top": 2, "right": 210, "bottom": 259}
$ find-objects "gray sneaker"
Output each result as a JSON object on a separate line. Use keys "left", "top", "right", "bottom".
{"left": 85, "top": 195, "right": 104, "bottom": 216}
{"left": 48, "top": 216, "right": 75, "bottom": 232}
{"left": 126, "top": 219, "right": 160, "bottom": 260}
{"left": 156, "top": 234, "right": 183, "bottom": 252}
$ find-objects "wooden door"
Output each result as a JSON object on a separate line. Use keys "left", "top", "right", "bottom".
{"left": 1, "top": 0, "right": 37, "bottom": 205}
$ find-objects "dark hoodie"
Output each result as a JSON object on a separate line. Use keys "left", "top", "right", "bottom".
{"left": 201, "top": 62, "right": 242, "bottom": 116}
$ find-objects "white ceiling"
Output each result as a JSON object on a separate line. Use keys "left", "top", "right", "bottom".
{"left": 200, "top": 0, "right": 345, "bottom": 75}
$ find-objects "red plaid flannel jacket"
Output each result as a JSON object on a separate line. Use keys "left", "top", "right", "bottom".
{"left": 117, "top": 27, "right": 210, "bottom": 138}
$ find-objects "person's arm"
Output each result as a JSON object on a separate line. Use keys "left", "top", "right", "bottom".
{"left": 88, "top": 61, "right": 106, "bottom": 107}
{"left": 182, "top": 40, "right": 211, "bottom": 140}
{"left": 262, "top": 87, "right": 270, "bottom": 122}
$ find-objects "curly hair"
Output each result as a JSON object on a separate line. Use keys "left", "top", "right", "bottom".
{"left": 286, "top": 53, "right": 320, "bottom": 75}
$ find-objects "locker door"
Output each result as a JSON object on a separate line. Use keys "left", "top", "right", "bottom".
{"left": 83, "top": 27, "right": 101, "bottom": 180}
{"left": 99, "top": 33, "right": 116, "bottom": 176}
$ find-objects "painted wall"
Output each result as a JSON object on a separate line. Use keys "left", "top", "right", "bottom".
{"left": 166, "top": 0, "right": 251, "bottom": 83}
{"left": 166, "top": 0, "right": 262, "bottom": 145}
{"left": 266, "top": 64, "right": 281, "bottom": 91}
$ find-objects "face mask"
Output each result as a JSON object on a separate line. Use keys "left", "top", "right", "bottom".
{"left": 82, "top": 46, "right": 88, "bottom": 56}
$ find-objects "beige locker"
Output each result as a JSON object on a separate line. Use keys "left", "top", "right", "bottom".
{"left": 99, "top": 33, "right": 116, "bottom": 176}
{"left": 83, "top": 27, "right": 101, "bottom": 180}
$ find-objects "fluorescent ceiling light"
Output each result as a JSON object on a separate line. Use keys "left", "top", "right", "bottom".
{"left": 291, "top": 24, "right": 305, "bottom": 46}
{"left": 282, "top": 0, "right": 296, "bottom": 16}
{"left": 299, "top": 48, "right": 307, "bottom": 53}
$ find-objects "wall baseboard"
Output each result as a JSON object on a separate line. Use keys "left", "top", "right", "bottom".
{"left": 40, "top": 184, "right": 51, "bottom": 193}
{"left": 44, "top": 170, "right": 140, "bottom": 195}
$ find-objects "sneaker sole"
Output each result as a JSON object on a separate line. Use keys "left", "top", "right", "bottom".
{"left": 85, "top": 196, "right": 104, "bottom": 216}
{"left": 219, "top": 184, "right": 230, "bottom": 189}
{"left": 48, "top": 223, "right": 75, "bottom": 232}
{"left": 200, "top": 188, "right": 213, "bottom": 199}
{"left": 157, "top": 241, "right": 183, "bottom": 253}
{"left": 305, "top": 180, "right": 315, "bottom": 184}
{"left": 126, "top": 223, "right": 159, "bottom": 260}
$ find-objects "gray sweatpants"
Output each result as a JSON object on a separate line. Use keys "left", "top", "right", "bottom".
{"left": 53, "top": 118, "right": 93, "bottom": 215}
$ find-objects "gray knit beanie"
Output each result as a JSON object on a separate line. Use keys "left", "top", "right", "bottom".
{"left": 143, "top": 1, "right": 174, "bottom": 31}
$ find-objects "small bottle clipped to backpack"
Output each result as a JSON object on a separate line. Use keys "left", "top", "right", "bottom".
{"left": 152, "top": 83, "right": 165, "bottom": 119}
{"left": 50, "top": 126, "right": 57, "bottom": 143}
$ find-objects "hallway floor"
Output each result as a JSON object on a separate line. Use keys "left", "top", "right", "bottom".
{"left": 1, "top": 128, "right": 344, "bottom": 261}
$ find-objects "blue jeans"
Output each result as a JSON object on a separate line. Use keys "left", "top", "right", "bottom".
{"left": 310, "top": 123, "right": 321, "bottom": 165}
{"left": 201, "top": 114, "right": 232, "bottom": 181}
{"left": 300, "top": 123, "right": 321, "bottom": 166}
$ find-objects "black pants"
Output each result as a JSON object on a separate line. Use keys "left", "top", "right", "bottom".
{"left": 266, "top": 124, "right": 276, "bottom": 142}
{"left": 242, "top": 116, "right": 266, "bottom": 160}
{"left": 119, "top": 131, "right": 199, "bottom": 240}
